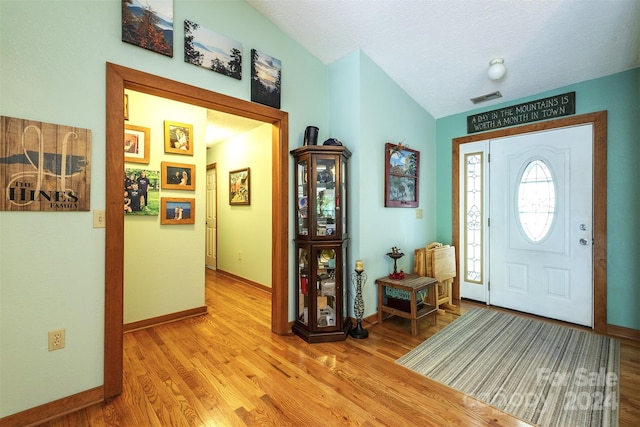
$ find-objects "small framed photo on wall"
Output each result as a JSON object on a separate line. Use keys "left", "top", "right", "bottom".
{"left": 229, "top": 167, "right": 250, "bottom": 205}
{"left": 161, "top": 197, "right": 195, "bottom": 225}
{"left": 124, "top": 124, "right": 150, "bottom": 164}
{"left": 161, "top": 161, "right": 196, "bottom": 191}
{"left": 164, "top": 120, "right": 194, "bottom": 155}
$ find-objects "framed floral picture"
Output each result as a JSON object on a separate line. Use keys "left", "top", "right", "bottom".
{"left": 384, "top": 142, "right": 420, "bottom": 208}
{"left": 124, "top": 124, "right": 150, "bottom": 164}
{"left": 161, "top": 197, "right": 195, "bottom": 225}
{"left": 229, "top": 167, "right": 250, "bottom": 205}
{"left": 164, "top": 120, "right": 194, "bottom": 155}
{"left": 161, "top": 161, "right": 195, "bottom": 191}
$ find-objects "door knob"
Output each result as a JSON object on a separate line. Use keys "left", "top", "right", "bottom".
{"left": 579, "top": 238, "right": 589, "bottom": 245}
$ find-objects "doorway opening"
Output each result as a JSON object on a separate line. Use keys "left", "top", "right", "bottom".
{"left": 105, "top": 63, "right": 289, "bottom": 399}
{"left": 452, "top": 111, "right": 608, "bottom": 333}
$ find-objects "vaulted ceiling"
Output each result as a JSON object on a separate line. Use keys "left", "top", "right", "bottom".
{"left": 248, "top": 0, "right": 640, "bottom": 118}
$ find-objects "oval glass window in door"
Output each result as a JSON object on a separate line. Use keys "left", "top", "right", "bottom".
{"left": 517, "top": 159, "right": 556, "bottom": 242}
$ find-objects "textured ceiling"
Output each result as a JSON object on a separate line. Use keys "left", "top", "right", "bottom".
{"left": 209, "top": 0, "right": 640, "bottom": 143}
{"left": 247, "top": 0, "right": 640, "bottom": 119}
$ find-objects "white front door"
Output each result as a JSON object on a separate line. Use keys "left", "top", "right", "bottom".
{"left": 489, "top": 124, "right": 593, "bottom": 326}
{"left": 205, "top": 166, "right": 217, "bottom": 269}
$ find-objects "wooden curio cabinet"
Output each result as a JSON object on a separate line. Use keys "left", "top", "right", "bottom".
{"left": 290, "top": 145, "right": 352, "bottom": 343}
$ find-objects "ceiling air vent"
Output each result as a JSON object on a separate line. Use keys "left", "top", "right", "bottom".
{"left": 470, "top": 91, "right": 502, "bottom": 104}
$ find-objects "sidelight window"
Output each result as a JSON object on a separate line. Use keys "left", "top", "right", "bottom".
{"left": 464, "top": 153, "right": 483, "bottom": 283}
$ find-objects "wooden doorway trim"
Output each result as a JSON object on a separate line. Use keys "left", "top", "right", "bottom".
{"left": 105, "top": 63, "right": 289, "bottom": 399}
{"left": 452, "top": 111, "right": 607, "bottom": 334}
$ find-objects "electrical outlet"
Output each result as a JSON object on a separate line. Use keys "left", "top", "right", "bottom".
{"left": 237, "top": 251, "right": 242, "bottom": 261}
{"left": 48, "top": 329, "right": 65, "bottom": 351}
{"left": 416, "top": 208, "right": 423, "bottom": 219}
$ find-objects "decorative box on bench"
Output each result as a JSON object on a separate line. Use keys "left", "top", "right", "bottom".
{"left": 384, "top": 286, "right": 426, "bottom": 312}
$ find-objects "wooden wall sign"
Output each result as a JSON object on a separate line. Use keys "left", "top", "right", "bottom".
{"left": 467, "top": 92, "right": 576, "bottom": 134}
{"left": 0, "top": 116, "right": 91, "bottom": 211}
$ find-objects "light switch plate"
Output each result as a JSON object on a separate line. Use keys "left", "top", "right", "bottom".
{"left": 93, "top": 210, "right": 106, "bottom": 228}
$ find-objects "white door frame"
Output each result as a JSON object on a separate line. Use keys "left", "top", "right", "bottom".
{"left": 452, "top": 111, "right": 608, "bottom": 333}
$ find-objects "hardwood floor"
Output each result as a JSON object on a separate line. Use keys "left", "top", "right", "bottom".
{"left": 40, "top": 269, "right": 639, "bottom": 426}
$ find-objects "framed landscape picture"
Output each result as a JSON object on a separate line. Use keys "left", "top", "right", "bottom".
{"left": 161, "top": 161, "right": 195, "bottom": 191}
{"left": 164, "top": 120, "right": 194, "bottom": 155}
{"left": 229, "top": 167, "right": 250, "bottom": 205}
{"left": 184, "top": 19, "right": 242, "bottom": 80}
{"left": 251, "top": 49, "right": 281, "bottom": 109}
{"left": 124, "top": 124, "right": 150, "bottom": 164}
{"left": 384, "top": 142, "right": 420, "bottom": 208}
{"left": 121, "top": 0, "right": 174, "bottom": 57}
{"left": 161, "top": 197, "right": 195, "bottom": 224}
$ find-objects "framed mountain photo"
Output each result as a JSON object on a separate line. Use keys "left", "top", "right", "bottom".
{"left": 122, "top": 0, "right": 174, "bottom": 57}
{"left": 251, "top": 49, "right": 281, "bottom": 109}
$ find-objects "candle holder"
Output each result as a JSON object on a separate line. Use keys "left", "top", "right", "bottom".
{"left": 350, "top": 269, "right": 368, "bottom": 339}
{"left": 386, "top": 250, "right": 405, "bottom": 279}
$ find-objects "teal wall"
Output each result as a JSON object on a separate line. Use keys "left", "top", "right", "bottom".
{"left": 328, "top": 51, "right": 437, "bottom": 321}
{"left": 0, "top": 0, "right": 330, "bottom": 417}
{"left": 435, "top": 69, "right": 640, "bottom": 330}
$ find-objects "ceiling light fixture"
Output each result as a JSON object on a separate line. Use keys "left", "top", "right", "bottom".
{"left": 488, "top": 58, "right": 506, "bottom": 80}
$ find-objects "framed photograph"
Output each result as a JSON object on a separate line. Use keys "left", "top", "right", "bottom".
{"left": 124, "top": 167, "right": 160, "bottom": 215}
{"left": 161, "top": 161, "right": 195, "bottom": 191}
{"left": 164, "top": 120, "right": 194, "bottom": 155}
{"left": 122, "top": 0, "right": 173, "bottom": 57}
{"left": 251, "top": 49, "right": 281, "bottom": 109}
{"left": 161, "top": 197, "right": 195, "bottom": 224}
{"left": 229, "top": 167, "right": 250, "bottom": 205}
{"left": 124, "top": 124, "right": 150, "bottom": 164}
{"left": 184, "top": 20, "right": 242, "bottom": 80}
{"left": 384, "top": 142, "right": 420, "bottom": 208}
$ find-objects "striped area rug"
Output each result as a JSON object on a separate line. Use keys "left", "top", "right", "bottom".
{"left": 397, "top": 308, "right": 619, "bottom": 427}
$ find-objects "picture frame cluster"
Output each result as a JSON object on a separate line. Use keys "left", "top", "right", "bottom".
{"left": 123, "top": 116, "right": 198, "bottom": 224}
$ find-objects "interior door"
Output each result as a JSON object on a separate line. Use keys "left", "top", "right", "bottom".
{"left": 205, "top": 166, "right": 217, "bottom": 269}
{"left": 489, "top": 124, "right": 593, "bottom": 326}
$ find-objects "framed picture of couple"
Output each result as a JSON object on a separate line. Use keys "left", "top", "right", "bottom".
{"left": 161, "top": 197, "right": 195, "bottom": 225}
{"left": 161, "top": 161, "right": 196, "bottom": 191}
{"left": 164, "top": 120, "right": 194, "bottom": 155}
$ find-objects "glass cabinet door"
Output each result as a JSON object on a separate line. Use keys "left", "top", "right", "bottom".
{"left": 297, "top": 246, "right": 309, "bottom": 325}
{"left": 340, "top": 156, "right": 347, "bottom": 239}
{"left": 314, "top": 246, "right": 338, "bottom": 328}
{"left": 314, "top": 157, "right": 336, "bottom": 238}
{"left": 296, "top": 160, "right": 309, "bottom": 236}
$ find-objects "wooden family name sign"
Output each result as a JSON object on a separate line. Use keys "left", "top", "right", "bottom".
{"left": 0, "top": 116, "right": 91, "bottom": 211}
{"left": 467, "top": 92, "right": 576, "bottom": 134}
